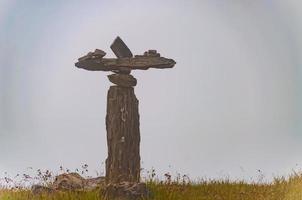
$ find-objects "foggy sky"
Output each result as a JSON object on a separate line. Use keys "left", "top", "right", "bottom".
{"left": 0, "top": 0, "right": 301, "bottom": 182}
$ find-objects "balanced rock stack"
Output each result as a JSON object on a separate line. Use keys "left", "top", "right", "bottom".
{"left": 75, "top": 36, "right": 176, "bottom": 200}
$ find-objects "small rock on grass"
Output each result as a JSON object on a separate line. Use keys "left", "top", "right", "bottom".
{"left": 31, "top": 173, "right": 105, "bottom": 195}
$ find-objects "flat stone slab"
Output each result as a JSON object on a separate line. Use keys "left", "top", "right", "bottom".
{"left": 75, "top": 54, "right": 176, "bottom": 71}
{"left": 110, "top": 36, "right": 133, "bottom": 58}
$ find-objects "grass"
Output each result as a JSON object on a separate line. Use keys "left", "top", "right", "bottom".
{"left": 2, "top": 173, "right": 302, "bottom": 200}
{"left": 0, "top": 189, "right": 99, "bottom": 200}
{"left": 147, "top": 174, "right": 302, "bottom": 200}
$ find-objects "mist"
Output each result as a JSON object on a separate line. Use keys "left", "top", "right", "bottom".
{"left": 0, "top": 0, "right": 301, "bottom": 182}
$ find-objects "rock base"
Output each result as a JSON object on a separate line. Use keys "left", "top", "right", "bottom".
{"left": 101, "top": 182, "right": 150, "bottom": 200}
{"left": 106, "top": 86, "right": 140, "bottom": 183}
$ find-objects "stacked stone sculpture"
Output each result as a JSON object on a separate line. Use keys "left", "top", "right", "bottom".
{"left": 75, "top": 36, "right": 176, "bottom": 199}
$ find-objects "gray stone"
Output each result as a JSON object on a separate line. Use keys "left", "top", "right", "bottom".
{"left": 108, "top": 74, "right": 137, "bottom": 87}
{"left": 31, "top": 173, "right": 105, "bottom": 194}
{"left": 105, "top": 86, "right": 140, "bottom": 183}
{"left": 110, "top": 36, "right": 133, "bottom": 58}
{"left": 84, "top": 176, "right": 106, "bottom": 190}
{"left": 94, "top": 49, "right": 106, "bottom": 57}
{"left": 52, "top": 173, "right": 84, "bottom": 190}
{"left": 78, "top": 49, "right": 106, "bottom": 61}
{"left": 144, "top": 50, "right": 160, "bottom": 57}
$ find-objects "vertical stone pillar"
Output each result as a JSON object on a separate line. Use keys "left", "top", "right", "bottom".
{"left": 105, "top": 74, "right": 140, "bottom": 183}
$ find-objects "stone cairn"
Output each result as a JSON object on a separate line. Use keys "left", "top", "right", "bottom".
{"left": 75, "top": 36, "right": 176, "bottom": 199}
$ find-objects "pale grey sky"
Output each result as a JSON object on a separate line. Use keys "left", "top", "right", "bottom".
{"left": 0, "top": 0, "right": 301, "bottom": 182}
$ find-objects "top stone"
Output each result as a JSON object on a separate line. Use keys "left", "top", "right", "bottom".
{"left": 110, "top": 36, "right": 133, "bottom": 58}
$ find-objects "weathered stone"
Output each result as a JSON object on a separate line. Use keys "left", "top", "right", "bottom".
{"left": 144, "top": 50, "right": 160, "bottom": 57}
{"left": 148, "top": 50, "right": 157, "bottom": 54}
{"left": 101, "top": 182, "right": 150, "bottom": 200}
{"left": 107, "top": 74, "right": 137, "bottom": 87}
{"left": 110, "top": 36, "right": 133, "bottom": 58}
{"left": 78, "top": 49, "right": 106, "bottom": 61}
{"left": 75, "top": 55, "right": 176, "bottom": 71}
{"left": 52, "top": 173, "right": 105, "bottom": 191}
{"left": 32, "top": 173, "right": 106, "bottom": 195}
{"left": 52, "top": 173, "right": 84, "bottom": 190}
{"left": 106, "top": 86, "right": 140, "bottom": 183}
{"left": 84, "top": 176, "right": 106, "bottom": 190}
{"left": 94, "top": 49, "right": 106, "bottom": 57}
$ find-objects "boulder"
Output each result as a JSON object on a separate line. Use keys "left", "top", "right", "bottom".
{"left": 31, "top": 173, "right": 105, "bottom": 194}
{"left": 52, "top": 173, "right": 85, "bottom": 190}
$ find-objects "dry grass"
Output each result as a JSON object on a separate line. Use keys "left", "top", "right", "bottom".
{"left": 2, "top": 172, "right": 302, "bottom": 199}
{"left": 145, "top": 172, "right": 302, "bottom": 200}
{"left": 0, "top": 189, "right": 100, "bottom": 200}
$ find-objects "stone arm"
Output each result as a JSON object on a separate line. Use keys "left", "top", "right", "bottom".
{"left": 75, "top": 50, "right": 176, "bottom": 72}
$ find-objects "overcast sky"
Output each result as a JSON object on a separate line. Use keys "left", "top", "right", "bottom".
{"left": 0, "top": 0, "right": 302, "bottom": 182}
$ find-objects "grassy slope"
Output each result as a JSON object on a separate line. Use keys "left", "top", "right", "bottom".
{"left": 2, "top": 175, "right": 302, "bottom": 200}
